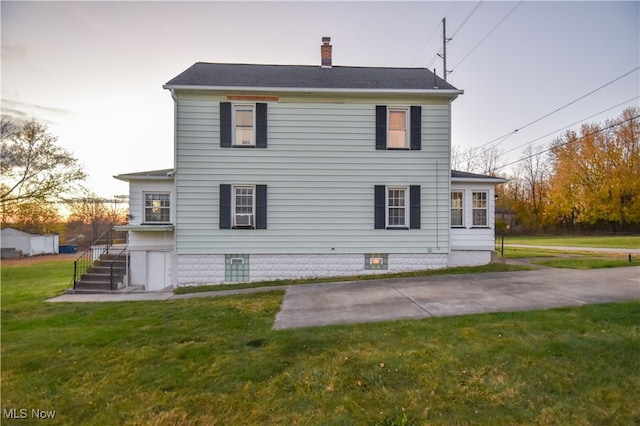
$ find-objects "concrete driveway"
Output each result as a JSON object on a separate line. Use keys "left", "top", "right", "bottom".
{"left": 273, "top": 267, "right": 640, "bottom": 329}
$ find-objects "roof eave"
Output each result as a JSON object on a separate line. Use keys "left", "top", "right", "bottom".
{"left": 114, "top": 170, "right": 175, "bottom": 182}
{"left": 162, "top": 84, "right": 463, "bottom": 98}
{"left": 451, "top": 177, "right": 510, "bottom": 184}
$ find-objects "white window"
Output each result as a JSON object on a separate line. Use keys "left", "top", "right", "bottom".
{"left": 451, "top": 191, "right": 464, "bottom": 227}
{"left": 472, "top": 191, "right": 488, "bottom": 227}
{"left": 144, "top": 192, "right": 171, "bottom": 223}
{"left": 386, "top": 187, "right": 408, "bottom": 228}
{"left": 233, "top": 104, "right": 255, "bottom": 146}
{"left": 387, "top": 108, "right": 409, "bottom": 149}
{"left": 233, "top": 185, "right": 255, "bottom": 227}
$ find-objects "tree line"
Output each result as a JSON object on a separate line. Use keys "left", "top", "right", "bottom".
{"left": 454, "top": 106, "right": 639, "bottom": 234}
{"left": 1, "top": 118, "right": 127, "bottom": 246}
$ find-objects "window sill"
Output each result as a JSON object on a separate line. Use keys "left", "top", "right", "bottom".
{"left": 231, "top": 145, "right": 256, "bottom": 148}
{"left": 470, "top": 226, "right": 490, "bottom": 229}
{"left": 385, "top": 227, "right": 409, "bottom": 230}
{"left": 386, "top": 147, "right": 410, "bottom": 150}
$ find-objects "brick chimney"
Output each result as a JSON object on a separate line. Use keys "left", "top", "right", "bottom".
{"left": 321, "top": 37, "right": 332, "bottom": 68}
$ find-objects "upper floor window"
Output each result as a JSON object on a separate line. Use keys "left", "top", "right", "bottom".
{"left": 220, "top": 102, "right": 268, "bottom": 148}
{"left": 451, "top": 191, "right": 464, "bottom": 227}
{"left": 387, "top": 108, "right": 408, "bottom": 149}
{"left": 376, "top": 105, "right": 421, "bottom": 150}
{"left": 144, "top": 192, "right": 171, "bottom": 223}
{"left": 233, "top": 104, "right": 255, "bottom": 146}
{"left": 472, "top": 191, "right": 488, "bottom": 227}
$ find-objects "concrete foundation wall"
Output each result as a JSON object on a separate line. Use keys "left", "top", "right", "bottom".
{"left": 448, "top": 250, "right": 492, "bottom": 267}
{"left": 177, "top": 253, "right": 447, "bottom": 286}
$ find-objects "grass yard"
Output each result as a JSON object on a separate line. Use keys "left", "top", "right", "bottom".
{"left": 2, "top": 258, "right": 639, "bottom": 425}
{"left": 533, "top": 256, "right": 640, "bottom": 269}
{"left": 499, "top": 246, "right": 577, "bottom": 259}
{"left": 503, "top": 235, "right": 640, "bottom": 249}
{"left": 498, "top": 235, "right": 640, "bottom": 268}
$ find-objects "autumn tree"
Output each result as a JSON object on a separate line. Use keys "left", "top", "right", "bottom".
{"left": 547, "top": 107, "right": 640, "bottom": 232}
{"left": 1, "top": 118, "right": 86, "bottom": 206}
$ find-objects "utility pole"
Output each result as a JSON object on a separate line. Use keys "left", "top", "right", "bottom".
{"left": 437, "top": 17, "right": 452, "bottom": 81}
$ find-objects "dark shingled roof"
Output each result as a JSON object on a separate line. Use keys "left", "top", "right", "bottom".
{"left": 164, "top": 63, "right": 460, "bottom": 92}
{"left": 114, "top": 169, "right": 174, "bottom": 181}
{"left": 451, "top": 170, "right": 509, "bottom": 182}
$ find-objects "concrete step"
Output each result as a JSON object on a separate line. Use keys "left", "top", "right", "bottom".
{"left": 94, "top": 259, "right": 127, "bottom": 268}
{"left": 74, "top": 280, "right": 113, "bottom": 291}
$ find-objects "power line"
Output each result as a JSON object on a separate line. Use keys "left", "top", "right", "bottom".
{"left": 500, "top": 96, "right": 640, "bottom": 157}
{"left": 496, "top": 114, "right": 640, "bottom": 171}
{"left": 424, "top": 2, "right": 482, "bottom": 70}
{"left": 468, "top": 66, "right": 640, "bottom": 153}
{"left": 450, "top": 1, "right": 483, "bottom": 39}
{"left": 449, "top": 0, "right": 523, "bottom": 73}
{"left": 424, "top": 2, "right": 458, "bottom": 69}
{"left": 411, "top": 20, "right": 443, "bottom": 67}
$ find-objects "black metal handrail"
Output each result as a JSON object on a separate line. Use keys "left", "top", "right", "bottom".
{"left": 73, "top": 226, "right": 127, "bottom": 289}
{"left": 110, "top": 246, "right": 128, "bottom": 291}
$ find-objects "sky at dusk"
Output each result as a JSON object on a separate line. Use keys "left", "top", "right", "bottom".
{"left": 2, "top": 1, "right": 639, "bottom": 198}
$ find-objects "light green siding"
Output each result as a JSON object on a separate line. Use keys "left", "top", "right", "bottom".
{"left": 174, "top": 92, "right": 452, "bottom": 255}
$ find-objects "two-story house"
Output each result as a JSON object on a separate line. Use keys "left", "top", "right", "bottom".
{"left": 115, "top": 38, "right": 506, "bottom": 290}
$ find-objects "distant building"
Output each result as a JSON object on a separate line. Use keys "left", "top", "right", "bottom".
{"left": 1, "top": 227, "right": 59, "bottom": 258}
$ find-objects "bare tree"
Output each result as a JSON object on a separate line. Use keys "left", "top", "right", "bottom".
{"left": 65, "top": 190, "right": 128, "bottom": 242}
{"left": 1, "top": 118, "right": 86, "bottom": 205}
{"left": 513, "top": 145, "right": 549, "bottom": 231}
{"left": 452, "top": 144, "right": 504, "bottom": 176}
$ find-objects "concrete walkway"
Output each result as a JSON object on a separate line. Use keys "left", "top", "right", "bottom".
{"left": 273, "top": 267, "right": 640, "bottom": 329}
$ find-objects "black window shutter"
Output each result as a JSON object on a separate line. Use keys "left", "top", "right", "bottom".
{"left": 220, "top": 102, "right": 232, "bottom": 147}
{"left": 255, "top": 185, "right": 267, "bottom": 229}
{"left": 410, "top": 106, "right": 421, "bottom": 150}
{"left": 219, "top": 184, "right": 231, "bottom": 229}
{"left": 256, "top": 103, "right": 268, "bottom": 148}
{"left": 375, "top": 106, "right": 387, "bottom": 150}
{"left": 410, "top": 185, "right": 421, "bottom": 229}
{"left": 374, "top": 185, "right": 386, "bottom": 229}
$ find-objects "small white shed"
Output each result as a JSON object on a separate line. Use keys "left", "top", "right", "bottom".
{"left": 1, "top": 227, "right": 59, "bottom": 258}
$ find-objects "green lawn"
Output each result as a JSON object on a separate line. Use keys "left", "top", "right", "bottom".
{"left": 533, "top": 256, "right": 640, "bottom": 269}
{"left": 503, "top": 235, "right": 640, "bottom": 249}
{"left": 2, "top": 258, "right": 639, "bottom": 425}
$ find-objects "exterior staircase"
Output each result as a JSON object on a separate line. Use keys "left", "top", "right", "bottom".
{"left": 73, "top": 250, "right": 128, "bottom": 292}
{"left": 70, "top": 226, "right": 129, "bottom": 293}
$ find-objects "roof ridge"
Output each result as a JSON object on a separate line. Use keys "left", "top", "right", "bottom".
{"left": 193, "top": 61, "right": 434, "bottom": 70}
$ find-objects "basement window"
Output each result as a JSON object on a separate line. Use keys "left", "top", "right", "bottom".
{"left": 365, "top": 254, "right": 388, "bottom": 270}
